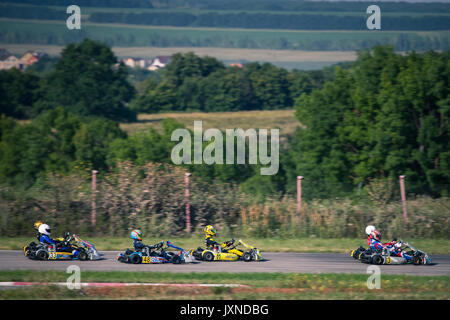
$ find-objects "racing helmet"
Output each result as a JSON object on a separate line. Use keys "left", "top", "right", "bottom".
{"left": 130, "top": 229, "right": 142, "bottom": 241}
{"left": 34, "top": 220, "right": 43, "bottom": 231}
{"left": 365, "top": 225, "right": 376, "bottom": 235}
{"left": 366, "top": 225, "right": 381, "bottom": 241}
{"left": 38, "top": 223, "right": 51, "bottom": 236}
{"left": 371, "top": 230, "right": 382, "bottom": 241}
{"left": 203, "top": 225, "right": 216, "bottom": 237}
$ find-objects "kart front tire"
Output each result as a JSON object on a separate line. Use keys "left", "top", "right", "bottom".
{"left": 78, "top": 251, "right": 88, "bottom": 261}
{"left": 243, "top": 252, "right": 253, "bottom": 262}
{"left": 203, "top": 251, "right": 214, "bottom": 262}
{"left": 371, "top": 255, "right": 384, "bottom": 265}
{"left": 171, "top": 255, "right": 182, "bottom": 264}
{"left": 130, "top": 254, "right": 142, "bottom": 264}
{"left": 413, "top": 256, "right": 422, "bottom": 265}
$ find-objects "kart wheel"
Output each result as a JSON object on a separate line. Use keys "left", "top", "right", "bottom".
{"left": 78, "top": 251, "right": 88, "bottom": 261}
{"left": 36, "top": 250, "right": 49, "bottom": 260}
{"left": 243, "top": 252, "right": 253, "bottom": 262}
{"left": 203, "top": 251, "right": 214, "bottom": 262}
{"left": 171, "top": 255, "right": 181, "bottom": 264}
{"left": 413, "top": 256, "right": 422, "bottom": 265}
{"left": 371, "top": 255, "right": 384, "bottom": 265}
{"left": 130, "top": 254, "right": 142, "bottom": 264}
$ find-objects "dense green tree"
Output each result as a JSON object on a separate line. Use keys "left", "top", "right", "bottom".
{"left": 130, "top": 52, "right": 327, "bottom": 113}
{"left": 285, "top": 46, "right": 450, "bottom": 198}
{"left": 0, "top": 69, "right": 41, "bottom": 119}
{"left": 38, "top": 38, "right": 136, "bottom": 121}
{"left": 0, "top": 108, "right": 128, "bottom": 187}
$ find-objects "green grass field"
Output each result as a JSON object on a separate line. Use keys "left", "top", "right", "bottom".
{"left": 120, "top": 110, "right": 300, "bottom": 136}
{"left": 2, "top": 237, "right": 450, "bottom": 254}
{"left": 1, "top": 18, "right": 448, "bottom": 52}
{"left": 0, "top": 271, "right": 448, "bottom": 299}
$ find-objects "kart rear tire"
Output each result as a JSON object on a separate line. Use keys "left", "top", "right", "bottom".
{"left": 243, "top": 252, "right": 253, "bottom": 262}
{"left": 130, "top": 254, "right": 142, "bottom": 264}
{"left": 36, "top": 250, "right": 49, "bottom": 260}
{"left": 203, "top": 251, "right": 214, "bottom": 262}
{"left": 371, "top": 255, "right": 384, "bottom": 265}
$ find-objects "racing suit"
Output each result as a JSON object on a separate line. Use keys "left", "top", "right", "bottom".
{"left": 367, "top": 237, "right": 412, "bottom": 261}
{"left": 39, "top": 234, "right": 79, "bottom": 257}
{"left": 205, "top": 234, "right": 241, "bottom": 256}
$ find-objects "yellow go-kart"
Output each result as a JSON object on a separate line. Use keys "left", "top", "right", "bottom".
{"left": 191, "top": 238, "right": 263, "bottom": 262}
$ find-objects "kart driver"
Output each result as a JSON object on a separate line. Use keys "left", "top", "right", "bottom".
{"left": 38, "top": 223, "right": 79, "bottom": 257}
{"left": 130, "top": 229, "right": 170, "bottom": 259}
{"left": 365, "top": 225, "right": 412, "bottom": 261}
{"left": 34, "top": 220, "right": 44, "bottom": 241}
{"left": 203, "top": 225, "right": 241, "bottom": 255}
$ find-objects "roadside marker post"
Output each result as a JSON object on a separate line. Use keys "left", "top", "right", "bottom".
{"left": 297, "top": 176, "right": 303, "bottom": 213}
{"left": 91, "top": 170, "right": 98, "bottom": 227}
{"left": 399, "top": 175, "right": 408, "bottom": 224}
{"left": 185, "top": 172, "right": 191, "bottom": 233}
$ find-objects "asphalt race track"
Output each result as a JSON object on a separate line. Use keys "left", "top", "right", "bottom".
{"left": 1, "top": 250, "right": 449, "bottom": 276}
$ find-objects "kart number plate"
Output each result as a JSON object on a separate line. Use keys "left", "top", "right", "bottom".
{"left": 142, "top": 256, "right": 164, "bottom": 264}
{"left": 49, "top": 252, "right": 57, "bottom": 260}
{"left": 386, "top": 257, "right": 391, "bottom": 264}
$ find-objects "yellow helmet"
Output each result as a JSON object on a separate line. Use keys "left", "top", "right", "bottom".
{"left": 203, "top": 225, "right": 216, "bottom": 236}
{"left": 34, "top": 221, "right": 43, "bottom": 231}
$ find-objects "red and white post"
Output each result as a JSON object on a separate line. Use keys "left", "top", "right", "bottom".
{"left": 297, "top": 176, "right": 304, "bottom": 213}
{"left": 185, "top": 172, "right": 191, "bottom": 233}
{"left": 91, "top": 170, "right": 98, "bottom": 227}
{"left": 399, "top": 175, "right": 408, "bottom": 224}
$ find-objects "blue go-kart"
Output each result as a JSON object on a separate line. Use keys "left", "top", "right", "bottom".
{"left": 117, "top": 241, "right": 194, "bottom": 264}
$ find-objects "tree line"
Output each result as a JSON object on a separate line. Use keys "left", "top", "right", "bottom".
{"left": 6, "top": 0, "right": 450, "bottom": 13}
{"left": 130, "top": 52, "right": 332, "bottom": 113}
{"left": 2, "top": 27, "right": 448, "bottom": 52}
{"left": 3, "top": 3, "right": 449, "bottom": 31}
{"left": 0, "top": 39, "right": 135, "bottom": 121}
{"left": 284, "top": 46, "right": 450, "bottom": 198}
{"left": 90, "top": 11, "right": 450, "bottom": 31}
{"left": 1, "top": 40, "right": 449, "bottom": 199}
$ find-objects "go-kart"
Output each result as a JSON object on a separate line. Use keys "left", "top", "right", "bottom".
{"left": 191, "top": 238, "right": 263, "bottom": 262}
{"left": 117, "top": 241, "right": 193, "bottom": 264}
{"left": 23, "top": 233, "right": 101, "bottom": 261}
{"left": 351, "top": 240, "right": 432, "bottom": 265}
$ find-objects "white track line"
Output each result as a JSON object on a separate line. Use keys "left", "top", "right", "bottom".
{"left": 0, "top": 282, "right": 250, "bottom": 288}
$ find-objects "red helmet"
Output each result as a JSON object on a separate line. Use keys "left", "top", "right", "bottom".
{"left": 370, "top": 230, "right": 381, "bottom": 241}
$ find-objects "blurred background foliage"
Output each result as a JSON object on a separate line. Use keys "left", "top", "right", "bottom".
{"left": 0, "top": 39, "right": 448, "bottom": 238}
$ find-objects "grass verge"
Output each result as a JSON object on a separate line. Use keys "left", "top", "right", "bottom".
{"left": 1, "top": 237, "right": 449, "bottom": 254}
{"left": 0, "top": 271, "right": 448, "bottom": 300}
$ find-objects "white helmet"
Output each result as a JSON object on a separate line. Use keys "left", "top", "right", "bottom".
{"left": 365, "top": 225, "right": 376, "bottom": 236}
{"left": 38, "top": 224, "right": 51, "bottom": 236}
